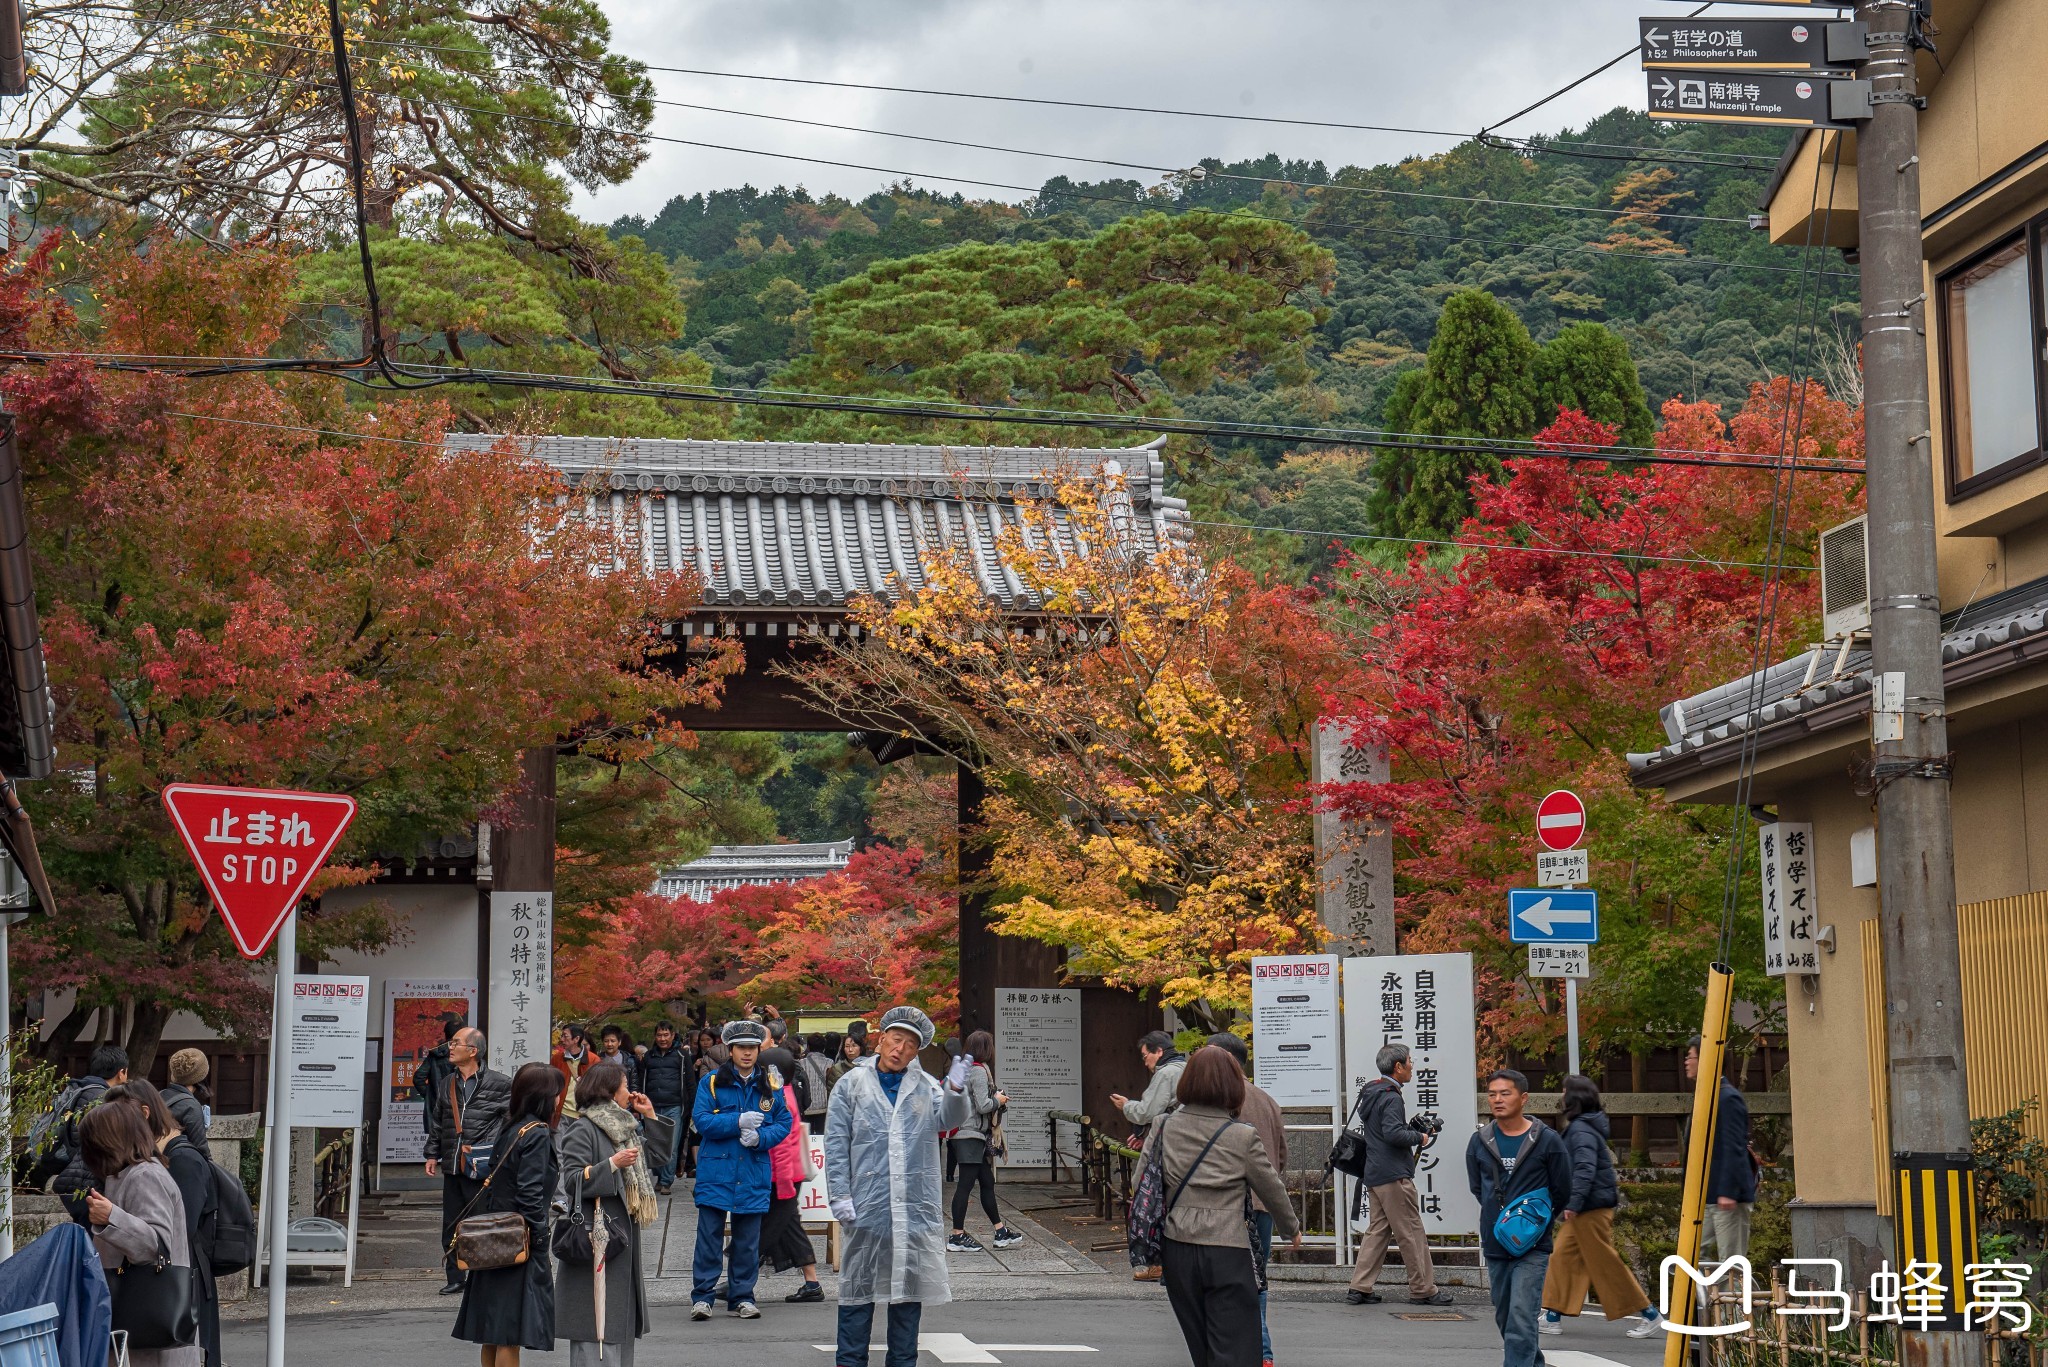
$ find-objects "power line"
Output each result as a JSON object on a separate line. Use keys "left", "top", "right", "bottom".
{"left": 1482, "top": 4, "right": 1714, "bottom": 136}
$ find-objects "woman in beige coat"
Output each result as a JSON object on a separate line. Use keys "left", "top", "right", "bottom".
{"left": 1140, "top": 1046, "right": 1301, "bottom": 1367}
{"left": 81, "top": 1101, "right": 201, "bottom": 1367}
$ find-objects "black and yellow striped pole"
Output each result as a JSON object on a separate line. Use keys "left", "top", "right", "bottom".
{"left": 1662, "top": 962, "right": 1734, "bottom": 1367}
{"left": 1889, "top": 1152, "right": 1980, "bottom": 1328}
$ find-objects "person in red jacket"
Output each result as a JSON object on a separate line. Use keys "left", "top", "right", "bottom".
{"left": 762, "top": 1078, "right": 825, "bottom": 1303}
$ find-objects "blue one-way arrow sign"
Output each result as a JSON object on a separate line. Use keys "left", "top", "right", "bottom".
{"left": 1510, "top": 889, "right": 1600, "bottom": 944}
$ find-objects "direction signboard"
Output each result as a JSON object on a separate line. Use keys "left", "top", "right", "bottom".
{"left": 1535, "top": 790, "right": 1587, "bottom": 852}
{"left": 1509, "top": 888, "right": 1600, "bottom": 944}
{"left": 161, "top": 784, "right": 358, "bottom": 958}
{"left": 1640, "top": 17, "right": 1849, "bottom": 69}
{"left": 1528, "top": 945, "right": 1591, "bottom": 979}
{"left": 1647, "top": 71, "right": 1867, "bottom": 127}
{"left": 1536, "top": 849, "right": 1590, "bottom": 888}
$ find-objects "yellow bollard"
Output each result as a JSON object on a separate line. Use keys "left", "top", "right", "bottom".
{"left": 1664, "top": 961, "right": 1735, "bottom": 1367}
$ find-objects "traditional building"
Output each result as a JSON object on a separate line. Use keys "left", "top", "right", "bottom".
{"left": 653, "top": 839, "right": 856, "bottom": 901}
{"left": 1633, "top": 0, "right": 2048, "bottom": 1279}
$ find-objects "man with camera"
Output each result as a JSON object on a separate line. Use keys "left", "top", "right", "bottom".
{"left": 1346, "top": 1043, "right": 1453, "bottom": 1306}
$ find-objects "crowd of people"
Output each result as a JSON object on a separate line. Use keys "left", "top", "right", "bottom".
{"left": 19, "top": 1012, "right": 1755, "bottom": 1367}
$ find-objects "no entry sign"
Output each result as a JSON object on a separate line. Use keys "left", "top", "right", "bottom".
{"left": 161, "top": 783, "right": 357, "bottom": 958}
{"left": 1535, "top": 789, "right": 1587, "bottom": 852}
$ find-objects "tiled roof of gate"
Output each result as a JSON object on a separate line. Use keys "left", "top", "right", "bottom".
{"left": 1629, "top": 574, "right": 2048, "bottom": 779}
{"left": 447, "top": 433, "right": 1188, "bottom": 612}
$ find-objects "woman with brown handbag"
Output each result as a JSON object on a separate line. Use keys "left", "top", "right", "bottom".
{"left": 557, "top": 1062, "right": 674, "bottom": 1366}
{"left": 452, "top": 1062, "right": 564, "bottom": 1366}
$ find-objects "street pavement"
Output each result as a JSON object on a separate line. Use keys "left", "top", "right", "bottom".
{"left": 222, "top": 1183, "right": 1672, "bottom": 1365}
{"left": 223, "top": 1294, "right": 1673, "bottom": 1366}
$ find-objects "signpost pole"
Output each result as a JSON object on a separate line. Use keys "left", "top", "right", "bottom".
{"left": 1564, "top": 977, "right": 1580, "bottom": 1076}
{"left": 265, "top": 911, "right": 295, "bottom": 1367}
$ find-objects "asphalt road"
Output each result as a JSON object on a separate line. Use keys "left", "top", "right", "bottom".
{"left": 223, "top": 1294, "right": 1675, "bottom": 1367}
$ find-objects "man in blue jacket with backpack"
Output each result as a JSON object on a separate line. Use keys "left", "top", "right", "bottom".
{"left": 1468, "top": 1069, "right": 1573, "bottom": 1367}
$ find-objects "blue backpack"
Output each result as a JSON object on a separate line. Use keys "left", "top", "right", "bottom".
{"left": 1479, "top": 1121, "right": 1555, "bottom": 1256}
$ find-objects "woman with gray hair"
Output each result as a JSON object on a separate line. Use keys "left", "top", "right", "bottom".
{"left": 559, "top": 1062, "right": 675, "bottom": 1366}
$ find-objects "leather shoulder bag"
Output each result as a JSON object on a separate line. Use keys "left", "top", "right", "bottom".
{"left": 451, "top": 1122, "right": 543, "bottom": 1272}
{"left": 110, "top": 1227, "right": 200, "bottom": 1351}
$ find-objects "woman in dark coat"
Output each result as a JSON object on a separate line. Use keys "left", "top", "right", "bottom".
{"left": 558, "top": 1062, "right": 674, "bottom": 1367}
{"left": 453, "top": 1062, "right": 564, "bottom": 1366}
{"left": 109, "top": 1081, "right": 222, "bottom": 1367}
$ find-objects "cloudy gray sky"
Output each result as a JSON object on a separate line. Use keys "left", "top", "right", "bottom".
{"left": 583, "top": 1, "right": 1719, "bottom": 224}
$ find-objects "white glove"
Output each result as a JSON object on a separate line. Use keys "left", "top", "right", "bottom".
{"left": 739, "top": 1129, "right": 759, "bottom": 1148}
{"left": 944, "top": 1056, "right": 971, "bottom": 1091}
{"left": 830, "top": 1198, "right": 856, "bottom": 1224}
{"left": 738, "top": 1110, "right": 764, "bottom": 1131}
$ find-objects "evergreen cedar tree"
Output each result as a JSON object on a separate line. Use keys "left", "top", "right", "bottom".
{"left": 1322, "top": 390, "right": 1862, "bottom": 1064}
{"left": 2, "top": 236, "right": 739, "bottom": 1074}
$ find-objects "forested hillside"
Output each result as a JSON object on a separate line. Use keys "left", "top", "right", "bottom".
{"left": 612, "top": 108, "right": 1856, "bottom": 557}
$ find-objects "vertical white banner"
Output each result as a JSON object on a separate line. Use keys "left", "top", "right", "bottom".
{"left": 287, "top": 976, "right": 370, "bottom": 1127}
{"left": 993, "top": 987, "right": 1082, "bottom": 1169}
{"left": 797, "top": 1123, "right": 831, "bottom": 1224}
{"left": 488, "top": 891, "right": 553, "bottom": 1077}
{"left": 1250, "top": 955, "right": 1342, "bottom": 1107}
{"left": 1342, "top": 952, "right": 1480, "bottom": 1236}
{"left": 380, "top": 978, "right": 478, "bottom": 1163}
{"left": 1757, "top": 821, "right": 1818, "bottom": 977}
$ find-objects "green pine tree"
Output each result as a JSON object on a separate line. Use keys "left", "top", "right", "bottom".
{"left": 1533, "top": 322, "right": 1656, "bottom": 449}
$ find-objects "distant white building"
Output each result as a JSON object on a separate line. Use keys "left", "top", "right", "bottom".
{"left": 653, "top": 839, "right": 857, "bottom": 901}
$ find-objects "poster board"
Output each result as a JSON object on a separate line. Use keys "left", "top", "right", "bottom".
{"left": 1340, "top": 953, "right": 1480, "bottom": 1236}
{"left": 1250, "top": 954, "right": 1342, "bottom": 1107}
{"left": 992, "top": 987, "right": 1082, "bottom": 1169}
{"left": 287, "top": 976, "right": 370, "bottom": 1126}
{"left": 380, "top": 978, "right": 478, "bottom": 1163}
{"left": 487, "top": 891, "right": 553, "bottom": 1078}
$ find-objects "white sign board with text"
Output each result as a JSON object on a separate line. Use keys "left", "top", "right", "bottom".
{"left": 993, "top": 987, "right": 1082, "bottom": 1169}
{"left": 1758, "top": 821, "right": 1819, "bottom": 977}
{"left": 1527, "top": 944, "right": 1591, "bottom": 979}
{"left": 1536, "top": 849, "right": 1589, "bottom": 887}
{"left": 488, "top": 891, "right": 554, "bottom": 1077}
{"left": 1341, "top": 953, "right": 1479, "bottom": 1236}
{"left": 1250, "top": 955, "right": 1342, "bottom": 1107}
{"left": 797, "top": 1121, "right": 831, "bottom": 1227}
{"left": 287, "top": 976, "right": 370, "bottom": 1127}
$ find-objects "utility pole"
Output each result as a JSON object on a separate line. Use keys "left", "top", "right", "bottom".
{"left": 1857, "top": 3, "right": 1977, "bottom": 1362}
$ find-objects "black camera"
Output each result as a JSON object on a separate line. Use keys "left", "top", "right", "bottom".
{"left": 1409, "top": 1112, "right": 1445, "bottom": 1137}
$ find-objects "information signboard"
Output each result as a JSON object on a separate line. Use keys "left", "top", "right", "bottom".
{"left": 287, "top": 976, "right": 370, "bottom": 1127}
{"left": 993, "top": 987, "right": 1083, "bottom": 1169}
{"left": 487, "top": 891, "right": 553, "bottom": 1078}
{"left": 1341, "top": 953, "right": 1480, "bottom": 1236}
{"left": 1250, "top": 955, "right": 1341, "bottom": 1108}
{"left": 380, "top": 978, "right": 477, "bottom": 1163}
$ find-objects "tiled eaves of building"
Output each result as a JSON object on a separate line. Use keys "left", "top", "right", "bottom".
{"left": 444, "top": 433, "right": 1189, "bottom": 618}
{"left": 1627, "top": 575, "right": 2048, "bottom": 784}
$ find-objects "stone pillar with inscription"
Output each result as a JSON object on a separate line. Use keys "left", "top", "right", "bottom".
{"left": 1310, "top": 719, "right": 1395, "bottom": 956}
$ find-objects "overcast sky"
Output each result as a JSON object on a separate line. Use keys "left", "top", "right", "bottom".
{"left": 582, "top": 1, "right": 1750, "bottom": 225}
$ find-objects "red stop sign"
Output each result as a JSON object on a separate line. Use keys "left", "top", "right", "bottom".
{"left": 162, "top": 783, "right": 358, "bottom": 959}
{"left": 1535, "top": 789, "right": 1587, "bottom": 851}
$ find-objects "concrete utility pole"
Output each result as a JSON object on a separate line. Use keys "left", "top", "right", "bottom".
{"left": 1856, "top": 4, "right": 1976, "bottom": 1362}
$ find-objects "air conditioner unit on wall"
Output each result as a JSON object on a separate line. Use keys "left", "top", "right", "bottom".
{"left": 1819, "top": 514, "right": 1871, "bottom": 641}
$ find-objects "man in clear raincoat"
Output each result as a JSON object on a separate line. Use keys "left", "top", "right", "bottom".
{"left": 826, "top": 1005, "right": 971, "bottom": 1367}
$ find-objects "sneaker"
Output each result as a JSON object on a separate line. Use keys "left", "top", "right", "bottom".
{"left": 1627, "top": 1312, "right": 1664, "bottom": 1339}
{"left": 1410, "top": 1291, "right": 1455, "bottom": 1306}
{"left": 1345, "top": 1290, "right": 1381, "bottom": 1305}
{"left": 785, "top": 1282, "right": 825, "bottom": 1304}
{"left": 733, "top": 1301, "right": 761, "bottom": 1320}
{"left": 690, "top": 1303, "right": 712, "bottom": 1321}
{"left": 1539, "top": 1312, "right": 1562, "bottom": 1337}
{"left": 991, "top": 1226, "right": 1026, "bottom": 1249}
{"left": 1133, "top": 1266, "right": 1162, "bottom": 1282}
{"left": 947, "top": 1233, "right": 983, "bottom": 1253}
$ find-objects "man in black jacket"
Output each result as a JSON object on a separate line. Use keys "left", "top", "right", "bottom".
{"left": 422, "top": 1027, "right": 511, "bottom": 1294}
{"left": 1686, "top": 1037, "right": 1756, "bottom": 1263}
{"left": 641, "top": 1019, "right": 691, "bottom": 1194}
{"left": 1467, "top": 1069, "right": 1572, "bottom": 1367}
{"left": 1346, "top": 1043, "right": 1452, "bottom": 1306}
{"left": 410, "top": 1015, "right": 463, "bottom": 1139}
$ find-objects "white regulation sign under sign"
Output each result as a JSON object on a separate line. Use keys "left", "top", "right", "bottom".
{"left": 1250, "top": 955, "right": 1340, "bottom": 1108}
{"left": 1527, "top": 944, "right": 1590, "bottom": 979}
{"left": 1341, "top": 953, "right": 1480, "bottom": 1236}
{"left": 287, "top": 976, "right": 370, "bottom": 1127}
{"left": 1536, "top": 849, "right": 1589, "bottom": 888}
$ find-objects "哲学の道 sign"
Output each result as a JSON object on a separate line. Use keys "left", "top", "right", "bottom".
{"left": 1341, "top": 953, "right": 1479, "bottom": 1236}
{"left": 1639, "top": 17, "right": 1853, "bottom": 69}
